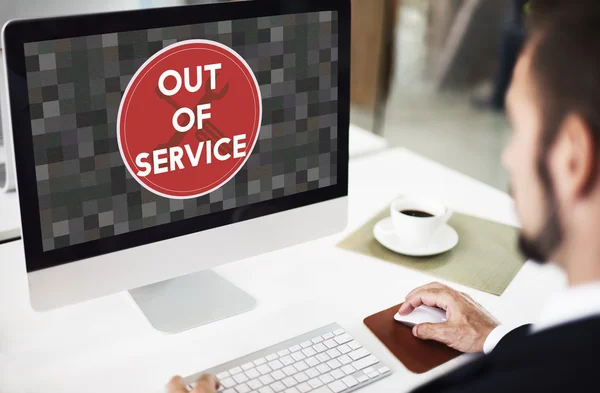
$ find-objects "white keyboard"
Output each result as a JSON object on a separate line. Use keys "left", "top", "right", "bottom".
{"left": 184, "top": 323, "right": 392, "bottom": 393}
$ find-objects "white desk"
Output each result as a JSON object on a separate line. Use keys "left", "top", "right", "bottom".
{"left": 348, "top": 124, "right": 389, "bottom": 159}
{"left": 0, "top": 191, "right": 19, "bottom": 241}
{"left": 0, "top": 148, "right": 566, "bottom": 393}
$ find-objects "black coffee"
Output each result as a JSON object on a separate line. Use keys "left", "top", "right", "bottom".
{"left": 400, "top": 210, "right": 434, "bottom": 218}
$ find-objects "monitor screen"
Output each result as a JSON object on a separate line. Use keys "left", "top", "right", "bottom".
{"left": 19, "top": 10, "right": 341, "bottom": 260}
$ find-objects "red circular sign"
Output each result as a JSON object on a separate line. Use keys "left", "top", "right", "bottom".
{"left": 118, "top": 40, "right": 262, "bottom": 199}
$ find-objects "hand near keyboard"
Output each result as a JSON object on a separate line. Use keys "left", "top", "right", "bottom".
{"left": 167, "top": 374, "right": 219, "bottom": 393}
{"left": 398, "top": 282, "right": 500, "bottom": 353}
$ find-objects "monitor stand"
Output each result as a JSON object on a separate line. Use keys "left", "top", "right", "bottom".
{"left": 128, "top": 270, "right": 256, "bottom": 333}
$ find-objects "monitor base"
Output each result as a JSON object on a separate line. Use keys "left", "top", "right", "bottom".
{"left": 129, "top": 270, "right": 256, "bottom": 333}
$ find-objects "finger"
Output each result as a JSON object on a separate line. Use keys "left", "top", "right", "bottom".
{"left": 400, "top": 282, "right": 448, "bottom": 315}
{"left": 167, "top": 376, "right": 188, "bottom": 393}
{"left": 193, "top": 374, "right": 219, "bottom": 393}
{"left": 403, "top": 288, "right": 454, "bottom": 313}
{"left": 405, "top": 281, "right": 447, "bottom": 300}
{"left": 459, "top": 291, "right": 473, "bottom": 300}
{"left": 404, "top": 282, "right": 450, "bottom": 304}
{"left": 412, "top": 322, "right": 451, "bottom": 344}
{"left": 398, "top": 301, "right": 413, "bottom": 315}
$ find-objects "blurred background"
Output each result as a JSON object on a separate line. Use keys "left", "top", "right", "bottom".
{"left": 0, "top": 0, "right": 519, "bottom": 192}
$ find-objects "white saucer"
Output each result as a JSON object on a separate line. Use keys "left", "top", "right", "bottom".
{"left": 373, "top": 217, "right": 459, "bottom": 257}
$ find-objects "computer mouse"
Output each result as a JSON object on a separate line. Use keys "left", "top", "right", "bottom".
{"left": 394, "top": 305, "right": 447, "bottom": 327}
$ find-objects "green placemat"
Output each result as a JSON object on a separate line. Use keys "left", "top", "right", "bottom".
{"left": 338, "top": 204, "right": 525, "bottom": 296}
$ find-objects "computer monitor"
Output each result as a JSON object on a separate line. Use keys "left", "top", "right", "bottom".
{"left": 2, "top": 0, "right": 350, "bottom": 332}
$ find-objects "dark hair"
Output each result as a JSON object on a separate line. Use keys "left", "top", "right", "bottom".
{"left": 528, "top": 1, "right": 600, "bottom": 190}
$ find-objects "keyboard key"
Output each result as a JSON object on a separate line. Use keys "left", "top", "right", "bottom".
{"left": 297, "top": 382, "right": 311, "bottom": 393}
{"left": 306, "top": 356, "right": 320, "bottom": 367}
{"left": 271, "top": 370, "right": 286, "bottom": 380}
{"left": 294, "top": 360, "right": 309, "bottom": 372}
{"left": 282, "top": 366, "right": 297, "bottom": 376}
{"left": 352, "top": 355, "right": 379, "bottom": 371}
{"left": 309, "top": 378, "right": 324, "bottom": 388}
{"left": 326, "top": 349, "right": 341, "bottom": 358}
{"left": 341, "top": 365, "right": 356, "bottom": 375}
{"left": 221, "top": 378, "right": 236, "bottom": 388}
{"left": 259, "top": 375, "right": 275, "bottom": 385}
{"left": 338, "top": 345, "right": 351, "bottom": 354}
{"left": 326, "top": 359, "right": 342, "bottom": 369}
{"left": 271, "top": 381, "right": 286, "bottom": 392}
{"left": 348, "top": 341, "right": 361, "bottom": 350}
{"left": 313, "top": 343, "right": 327, "bottom": 353}
{"left": 330, "top": 369, "right": 345, "bottom": 380}
{"left": 217, "top": 371, "right": 231, "bottom": 380}
{"left": 282, "top": 377, "right": 297, "bottom": 388}
{"left": 316, "top": 353, "right": 331, "bottom": 363}
{"left": 333, "top": 329, "right": 345, "bottom": 336}
{"left": 278, "top": 349, "right": 290, "bottom": 357}
{"left": 259, "top": 386, "right": 275, "bottom": 393}
{"left": 285, "top": 388, "right": 300, "bottom": 393}
{"left": 254, "top": 358, "right": 267, "bottom": 366}
{"left": 338, "top": 355, "right": 352, "bottom": 365}
{"left": 328, "top": 380, "right": 347, "bottom": 393}
{"left": 313, "top": 387, "right": 335, "bottom": 393}
{"left": 269, "top": 360, "right": 284, "bottom": 370}
{"left": 302, "top": 347, "right": 317, "bottom": 357}
{"left": 306, "top": 368, "right": 320, "bottom": 379}
{"left": 291, "top": 352, "right": 306, "bottom": 361}
{"left": 317, "top": 364, "right": 331, "bottom": 374}
{"left": 363, "top": 367, "right": 375, "bottom": 375}
{"left": 229, "top": 367, "right": 243, "bottom": 375}
{"left": 320, "top": 373, "right": 335, "bottom": 384}
{"left": 233, "top": 373, "right": 249, "bottom": 384}
{"left": 242, "top": 362, "right": 254, "bottom": 371}
{"left": 348, "top": 348, "right": 370, "bottom": 361}
{"left": 280, "top": 355, "right": 294, "bottom": 366}
{"left": 322, "top": 332, "right": 334, "bottom": 340}
{"left": 356, "top": 374, "right": 369, "bottom": 383}
{"left": 312, "top": 336, "right": 324, "bottom": 344}
{"left": 266, "top": 354, "right": 279, "bottom": 361}
{"left": 223, "top": 389, "right": 235, "bottom": 393}
{"left": 294, "top": 372, "right": 309, "bottom": 383}
{"left": 248, "top": 379, "right": 263, "bottom": 389}
{"left": 324, "top": 339, "right": 337, "bottom": 349}
{"left": 289, "top": 345, "right": 302, "bottom": 353}
{"left": 257, "top": 365, "right": 272, "bottom": 375}
{"left": 235, "top": 383, "right": 251, "bottom": 393}
{"left": 367, "top": 371, "right": 379, "bottom": 379}
{"left": 334, "top": 334, "right": 352, "bottom": 345}
{"left": 301, "top": 341, "right": 312, "bottom": 348}
{"left": 246, "top": 369, "right": 260, "bottom": 379}
{"left": 378, "top": 366, "right": 391, "bottom": 374}
{"left": 341, "top": 376, "right": 358, "bottom": 388}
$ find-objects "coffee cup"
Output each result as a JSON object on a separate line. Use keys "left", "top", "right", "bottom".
{"left": 386, "top": 196, "right": 453, "bottom": 247}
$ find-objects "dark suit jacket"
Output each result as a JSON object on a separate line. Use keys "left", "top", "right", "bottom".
{"left": 411, "top": 317, "right": 600, "bottom": 392}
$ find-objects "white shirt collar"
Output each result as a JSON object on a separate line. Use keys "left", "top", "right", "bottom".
{"left": 532, "top": 282, "right": 600, "bottom": 333}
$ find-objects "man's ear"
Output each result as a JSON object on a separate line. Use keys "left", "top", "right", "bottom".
{"left": 550, "top": 114, "right": 596, "bottom": 201}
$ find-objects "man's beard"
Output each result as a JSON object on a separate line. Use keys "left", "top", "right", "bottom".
{"left": 518, "top": 207, "right": 562, "bottom": 263}
{"left": 517, "top": 159, "right": 563, "bottom": 264}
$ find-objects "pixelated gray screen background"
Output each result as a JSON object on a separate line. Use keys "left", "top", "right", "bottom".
{"left": 24, "top": 11, "right": 339, "bottom": 251}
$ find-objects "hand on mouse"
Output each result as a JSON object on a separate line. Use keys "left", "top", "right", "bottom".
{"left": 167, "top": 374, "right": 219, "bottom": 393}
{"left": 398, "top": 282, "right": 500, "bottom": 353}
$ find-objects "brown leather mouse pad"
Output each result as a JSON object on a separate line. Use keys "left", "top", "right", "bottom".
{"left": 364, "top": 303, "right": 461, "bottom": 374}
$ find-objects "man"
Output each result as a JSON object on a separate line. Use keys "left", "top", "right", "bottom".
{"left": 169, "top": 1, "right": 600, "bottom": 391}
